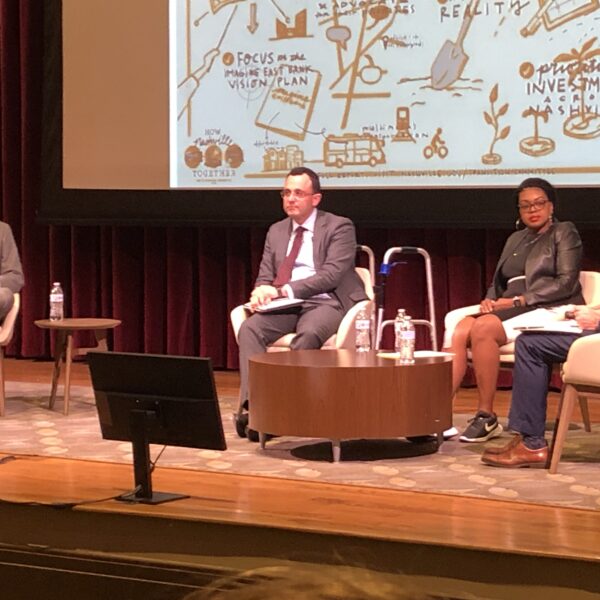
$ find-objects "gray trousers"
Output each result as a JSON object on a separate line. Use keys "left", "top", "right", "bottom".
{"left": 237, "top": 299, "right": 344, "bottom": 409}
{"left": 0, "top": 288, "right": 14, "bottom": 321}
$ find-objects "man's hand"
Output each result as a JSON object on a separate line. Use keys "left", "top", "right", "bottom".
{"left": 249, "top": 285, "right": 279, "bottom": 309}
{"left": 573, "top": 306, "right": 600, "bottom": 331}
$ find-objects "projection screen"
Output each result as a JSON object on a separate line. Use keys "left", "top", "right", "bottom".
{"left": 56, "top": 0, "right": 600, "bottom": 226}
{"left": 169, "top": 0, "right": 600, "bottom": 189}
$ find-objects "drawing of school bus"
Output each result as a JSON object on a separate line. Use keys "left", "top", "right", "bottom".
{"left": 323, "top": 133, "right": 386, "bottom": 168}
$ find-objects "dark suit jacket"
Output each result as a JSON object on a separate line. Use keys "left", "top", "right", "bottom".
{"left": 486, "top": 221, "right": 584, "bottom": 307}
{"left": 255, "top": 210, "right": 368, "bottom": 313}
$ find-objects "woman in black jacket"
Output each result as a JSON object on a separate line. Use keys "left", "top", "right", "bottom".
{"left": 444, "top": 178, "right": 584, "bottom": 443}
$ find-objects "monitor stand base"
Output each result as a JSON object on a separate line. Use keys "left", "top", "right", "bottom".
{"left": 116, "top": 491, "right": 190, "bottom": 505}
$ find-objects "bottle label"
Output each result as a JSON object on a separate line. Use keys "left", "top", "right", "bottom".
{"left": 50, "top": 294, "right": 64, "bottom": 302}
{"left": 400, "top": 330, "right": 415, "bottom": 340}
{"left": 356, "top": 319, "right": 370, "bottom": 330}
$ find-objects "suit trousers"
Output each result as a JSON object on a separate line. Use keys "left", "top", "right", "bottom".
{"left": 238, "top": 299, "right": 345, "bottom": 406}
{"left": 0, "top": 288, "right": 14, "bottom": 320}
{"left": 508, "top": 331, "right": 584, "bottom": 438}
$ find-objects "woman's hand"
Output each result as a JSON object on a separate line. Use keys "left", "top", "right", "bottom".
{"left": 491, "top": 298, "right": 515, "bottom": 310}
{"left": 479, "top": 298, "right": 496, "bottom": 313}
{"left": 480, "top": 297, "right": 515, "bottom": 313}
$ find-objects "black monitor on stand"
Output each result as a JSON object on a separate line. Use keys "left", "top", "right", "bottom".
{"left": 88, "top": 351, "right": 226, "bottom": 505}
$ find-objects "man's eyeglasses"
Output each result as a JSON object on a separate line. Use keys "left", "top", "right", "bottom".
{"left": 280, "top": 189, "right": 313, "bottom": 199}
{"left": 518, "top": 199, "right": 548, "bottom": 212}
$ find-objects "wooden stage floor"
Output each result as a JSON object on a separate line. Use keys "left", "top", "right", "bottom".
{"left": 0, "top": 359, "right": 599, "bottom": 599}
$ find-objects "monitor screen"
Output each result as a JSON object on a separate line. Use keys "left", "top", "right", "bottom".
{"left": 88, "top": 351, "right": 226, "bottom": 451}
{"left": 88, "top": 351, "right": 226, "bottom": 503}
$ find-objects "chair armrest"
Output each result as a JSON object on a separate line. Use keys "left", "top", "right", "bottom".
{"left": 334, "top": 299, "right": 374, "bottom": 350}
{"left": 562, "top": 333, "right": 600, "bottom": 386}
{"left": 442, "top": 303, "right": 480, "bottom": 349}
{"left": 230, "top": 304, "right": 249, "bottom": 345}
{"left": 0, "top": 293, "right": 20, "bottom": 346}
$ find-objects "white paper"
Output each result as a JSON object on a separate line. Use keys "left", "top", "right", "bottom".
{"left": 243, "top": 298, "right": 304, "bottom": 313}
{"left": 515, "top": 321, "right": 582, "bottom": 334}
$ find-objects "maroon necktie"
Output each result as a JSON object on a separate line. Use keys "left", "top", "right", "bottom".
{"left": 272, "top": 226, "right": 305, "bottom": 287}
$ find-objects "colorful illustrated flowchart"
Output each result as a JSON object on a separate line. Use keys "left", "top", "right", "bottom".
{"left": 169, "top": 0, "right": 600, "bottom": 188}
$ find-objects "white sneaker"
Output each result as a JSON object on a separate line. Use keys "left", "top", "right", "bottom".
{"left": 443, "top": 426, "right": 459, "bottom": 439}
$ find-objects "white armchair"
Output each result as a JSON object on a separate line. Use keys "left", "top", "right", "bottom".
{"left": 230, "top": 247, "right": 376, "bottom": 439}
{"left": 230, "top": 266, "right": 375, "bottom": 352}
{"left": 443, "top": 272, "right": 600, "bottom": 433}
{"left": 549, "top": 333, "right": 600, "bottom": 473}
{"left": 0, "top": 293, "right": 21, "bottom": 416}
{"left": 443, "top": 271, "right": 600, "bottom": 364}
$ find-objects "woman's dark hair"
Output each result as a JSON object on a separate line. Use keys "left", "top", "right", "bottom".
{"left": 515, "top": 177, "right": 557, "bottom": 206}
{"left": 287, "top": 166, "right": 321, "bottom": 194}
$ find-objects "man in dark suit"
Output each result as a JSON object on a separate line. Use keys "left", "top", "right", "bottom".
{"left": 236, "top": 167, "right": 368, "bottom": 438}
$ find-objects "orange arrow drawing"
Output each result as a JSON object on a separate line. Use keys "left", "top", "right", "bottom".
{"left": 247, "top": 3, "right": 258, "bottom": 34}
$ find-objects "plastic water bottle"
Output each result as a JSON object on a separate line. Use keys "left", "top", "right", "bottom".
{"left": 49, "top": 282, "right": 64, "bottom": 321}
{"left": 398, "top": 315, "right": 415, "bottom": 365}
{"left": 394, "top": 309, "right": 407, "bottom": 354}
{"left": 355, "top": 306, "right": 371, "bottom": 352}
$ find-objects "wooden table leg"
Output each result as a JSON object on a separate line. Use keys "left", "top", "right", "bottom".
{"left": 49, "top": 330, "right": 66, "bottom": 410}
{"left": 93, "top": 329, "right": 108, "bottom": 351}
{"left": 331, "top": 440, "right": 341, "bottom": 463}
{"left": 76, "top": 328, "right": 109, "bottom": 355}
{"left": 0, "top": 348, "right": 5, "bottom": 417}
{"left": 63, "top": 332, "right": 74, "bottom": 415}
{"left": 259, "top": 432, "right": 267, "bottom": 449}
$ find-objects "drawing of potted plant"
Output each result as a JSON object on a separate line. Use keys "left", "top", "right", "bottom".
{"left": 554, "top": 37, "right": 600, "bottom": 139}
{"left": 520, "top": 106, "right": 555, "bottom": 157}
{"left": 481, "top": 83, "right": 510, "bottom": 165}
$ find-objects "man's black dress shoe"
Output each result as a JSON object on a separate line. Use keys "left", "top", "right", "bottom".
{"left": 234, "top": 412, "right": 249, "bottom": 438}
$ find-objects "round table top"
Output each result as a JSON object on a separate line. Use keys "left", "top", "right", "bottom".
{"left": 34, "top": 318, "right": 121, "bottom": 330}
{"left": 249, "top": 349, "right": 453, "bottom": 369}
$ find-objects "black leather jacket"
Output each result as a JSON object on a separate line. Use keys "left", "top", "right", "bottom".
{"left": 486, "top": 221, "right": 584, "bottom": 307}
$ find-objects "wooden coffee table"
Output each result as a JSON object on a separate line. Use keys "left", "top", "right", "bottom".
{"left": 34, "top": 318, "right": 121, "bottom": 415}
{"left": 248, "top": 349, "right": 452, "bottom": 461}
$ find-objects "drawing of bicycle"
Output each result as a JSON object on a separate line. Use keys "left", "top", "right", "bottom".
{"left": 423, "top": 139, "right": 448, "bottom": 159}
{"left": 423, "top": 128, "right": 448, "bottom": 159}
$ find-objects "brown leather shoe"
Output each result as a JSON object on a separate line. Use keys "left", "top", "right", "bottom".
{"left": 483, "top": 435, "right": 522, "bottom": 455}
{"left": 481, "top": 435, "right": 548, "bottom": 468}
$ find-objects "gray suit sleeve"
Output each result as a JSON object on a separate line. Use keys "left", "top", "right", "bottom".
{"left": 0, "top": 222, "right": 24, "bottom": 293}
{"left": 254, "top": 223, "right": 280, "bottom": 287}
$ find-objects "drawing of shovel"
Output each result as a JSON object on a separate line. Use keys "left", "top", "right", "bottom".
{"left": 430, "top": 0, "right": 480, "bottom": 90}
{"left": 520, "top": 0, "right": 555, "bottom": 37}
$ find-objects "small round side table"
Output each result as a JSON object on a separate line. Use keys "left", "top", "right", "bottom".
{"left": 34, "top": 318, "right": 121, "bottom": 415}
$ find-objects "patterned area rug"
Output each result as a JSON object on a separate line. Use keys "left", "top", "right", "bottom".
{"left": 1, "top": 382, "right": 599, "bottom": 510}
